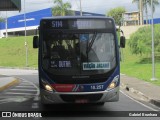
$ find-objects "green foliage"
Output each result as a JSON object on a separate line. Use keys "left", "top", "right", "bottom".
{"left": 128, "top": 24, "right": 160, "bottom": 56}
{"left": 0, "top": 36, "right": 160, "bottom": 85}
{"left": 106, "top": 7, "right": 126, "bottom": 26}
{"left": 0, "top": 36, "right": 38, "bottom": 68}
{"left": 52, "top": 0, "right": 73, "bottom": 16}
{"left": 121, "top": 40, "right": 160, "bottom": 86}
{"left": 0, "top": 17, "right": 5, "bottom": 22}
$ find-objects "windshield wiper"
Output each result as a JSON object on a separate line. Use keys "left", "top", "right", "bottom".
{"left": 86, "top": 32, "right": 97, "bottom": 61}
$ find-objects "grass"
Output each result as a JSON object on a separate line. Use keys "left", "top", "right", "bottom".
{"left": 120, "top": 40, "right": 160, "bottom": 86}
{"left": 0, "top": 36, "right": 38, "bottom": 68}
{"left": 0, "top": 36, "right": 160, "bottom": 86}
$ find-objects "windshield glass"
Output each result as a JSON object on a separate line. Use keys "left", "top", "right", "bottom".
{"left": 42, "top": 30, "right": 116, "bottom": 75}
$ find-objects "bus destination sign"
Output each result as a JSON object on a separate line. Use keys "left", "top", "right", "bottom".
{"left": 43, "top": 19, "right": 113, "bottom": 30}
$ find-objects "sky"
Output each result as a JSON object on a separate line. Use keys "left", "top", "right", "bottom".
{"left": 0, "top": 0, "right": 160, "bottom": 19}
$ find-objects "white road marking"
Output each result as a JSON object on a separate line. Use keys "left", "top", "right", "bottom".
{"left": 24, "top": 80, "right": 40, "bottom": 96}
{"left": 120, "top": 90, "right": 158, "bottom": 111}
{"left": 15, "top": 86, "right": 35, "bottom": 88}
{"left": 33, "top": 96, "right": 40, "bottom": 101}
{"left": 0, "top": 97, "right": 30, "bottom": 104}
{"left": 14, "top": 78, "right": 40, "bottom": 96}
{"left": 21, "top": 80, "right": 30, "bottom": 83}
{"left": 0, "top": 73, "right": 39, "bottom": 105}
{"left": 4, "top": 92, "right": 37, "bottom": 96}
{"left": 0, "top": 99, "right": 10, "bottom": 102}
{"left": 15, "top": 77, "right": 40, "bottom": 96}
{"left": 19, "top": 83, "right": 31, "bottom": 86}
{"left": 8, "top": 89, "right": 37, "bottom": 91}
{"left": 32, "top": 102, "right": 39, "bottom": 109}
{"left": 0, "top": 101, "right": 11, "bottom": 104}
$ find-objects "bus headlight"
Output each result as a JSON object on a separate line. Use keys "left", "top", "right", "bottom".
{"left": 108, "top": 75, "right": 119, "bottom": 90}
{"left": 109, "top": 82, "right": 116, "bottom": 89}
{"left": 45, "top": 84, "right": 53, "bottom": 92}
{"left": 41, "top": 79, "right": 53, "bottom": 92}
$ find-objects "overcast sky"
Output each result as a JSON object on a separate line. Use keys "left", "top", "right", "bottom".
{"left": 0, "top": 0, "right": 160, "bottom": 18}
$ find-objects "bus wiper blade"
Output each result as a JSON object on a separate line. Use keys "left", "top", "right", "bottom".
{"left": 86, "top": 32, "right": 97, "bottom": 54}
{"left": 85, "top": 32, "right": 97, "bottom": 62}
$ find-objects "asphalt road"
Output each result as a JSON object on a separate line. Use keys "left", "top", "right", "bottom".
{"left": 0, "top": 68, "right": 160, "bottom": 120}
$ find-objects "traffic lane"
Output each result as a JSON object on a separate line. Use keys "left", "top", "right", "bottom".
{"left": 0, "top": 75, "right": 160, "bottom": 120}
{"left": 12, "top": 75, "right": 159, "bottom": 112}
{"left": 37, "top": 92, "right": 157, "bottom": 111}
{"left": 0, "top": 77, "right": 39, "bottom": 111}
{"left": 1, "top": 94, "right": 159, "bottom": 119}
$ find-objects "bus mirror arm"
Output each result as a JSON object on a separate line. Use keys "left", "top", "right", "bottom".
{"left": 35, "top": 27, "right": 39, "bottom": 35}
{"left": 120, "top": 36, "right": 125, "bottom": 48}
{"left": 33, "top": 36, "right": 39, "bottom": 48}
{"left": 119, "top": 29, "right": 125, "bottom": 48}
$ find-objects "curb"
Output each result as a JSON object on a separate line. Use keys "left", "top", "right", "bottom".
{"left": 0, "top": 66, "right": 38, "bottom": 70}
{"left": 150, "top": 99, "right": 160, "bottom": 108}
{"left": 120, "top": 83, "right": 160, "bottom": 108}
{"left": 0, "top": 78, "right": 20, "bottom": 92}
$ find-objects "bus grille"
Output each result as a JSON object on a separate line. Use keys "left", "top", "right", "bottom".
{"left": 60, "top": 94, "right": 103, "bottom": 103}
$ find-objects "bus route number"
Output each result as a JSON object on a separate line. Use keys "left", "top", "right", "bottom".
{"left": 52, "top": 21, "right": 63, "bottom": 28}
{"left": 91, "top": 85, "right": 104, "bottom": 90}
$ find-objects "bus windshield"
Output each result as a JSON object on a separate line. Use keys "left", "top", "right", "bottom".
{"left": 42, "top": 30, "right": 116, "bottom": 76}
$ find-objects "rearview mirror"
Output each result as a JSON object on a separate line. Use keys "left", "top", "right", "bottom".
{"left": 33, "top": 36, "right": 39, "bottom": 48}
{"left": 120, "top": 36, "right": 125, "bottom": 48}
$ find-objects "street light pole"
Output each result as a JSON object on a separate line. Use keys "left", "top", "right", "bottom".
{"left": 80, "top": 0, "right": 82, "bottom": 16}
{"left": 139, "top": 0, "right": 143, "bottom": 25}
{"left": 24, "top": 0, "right": 28, "bottom": 67}
{"left": 151, "top": 0, "right": 157, "bottom": 81}
{"left": 5, "top": 11, "right": 8, "bottom": 38}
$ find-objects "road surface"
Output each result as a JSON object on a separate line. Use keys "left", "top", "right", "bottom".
{"left": 0, "top": 68, "right": 159, "bottom": 120}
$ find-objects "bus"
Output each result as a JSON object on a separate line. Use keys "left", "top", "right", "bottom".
{"left": 33, "top": 16, "right": 125, "bottom": 105}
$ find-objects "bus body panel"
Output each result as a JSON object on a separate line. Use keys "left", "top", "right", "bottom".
{"left": 36, "top": 16, "right": 120, "bottom": 104}
{"left": 40, "top": 86, "right": 119, "bottom": 104}
{"left": 39, "top": 65, "right": 120, "bottom": 104}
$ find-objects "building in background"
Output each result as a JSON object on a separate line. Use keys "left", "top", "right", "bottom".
{"left": 122, "top": 11, "right": 140, "bottom": 26}
{"left": 122, "top": 11, "right": 160, "bottom": 26}
{"left": 144, "top": 18, "right": 160, "bottom": 25}
{"left": 0, "top": 8, "right": 104, "bottom": 38}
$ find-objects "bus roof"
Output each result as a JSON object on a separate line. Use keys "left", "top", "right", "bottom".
{"left": 41, "top": 16, "right": 114, "bottom": 21}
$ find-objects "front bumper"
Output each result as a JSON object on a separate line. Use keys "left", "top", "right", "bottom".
{"left": 40, "top": 86, "right": 119, "bottom": 104}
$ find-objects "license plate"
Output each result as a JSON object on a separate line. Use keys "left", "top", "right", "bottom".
{"left": 75, "top": 99, "right": 89, "bottom": 103}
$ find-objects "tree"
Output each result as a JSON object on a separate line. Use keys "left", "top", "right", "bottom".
{"left": 0, "top": 17, "right": 5, "bottom": 22}
{"left": 128, "top": 25, "right": 160, "bottom": 56}
{"left": 52, "top": 0, "right": 73, "bottom": 16}
{"left": 106, "top": 7, "right": 126, "bottom": 26}
{"left": 132, "top": 0, "right": 159, "bottom": 24}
